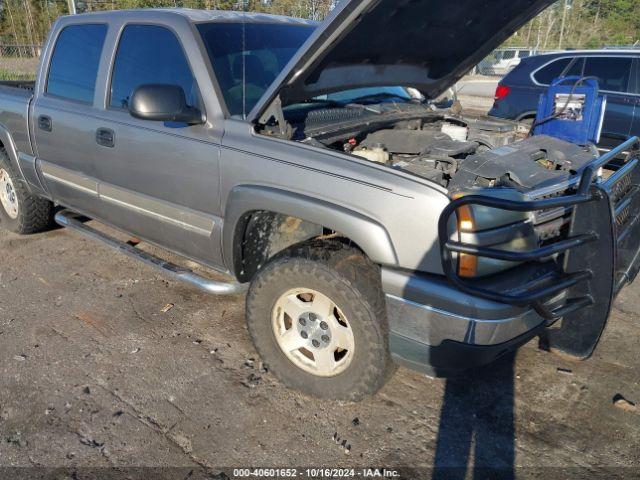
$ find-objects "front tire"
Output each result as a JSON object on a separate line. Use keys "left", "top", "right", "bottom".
{"left": 246, "top": 240, "right": 394, "bottom": 401}
{"left": 0, "top": 149, "right": 53, "bottom": 234}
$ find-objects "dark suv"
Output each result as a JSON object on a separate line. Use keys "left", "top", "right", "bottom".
{"left": 489, "top": 50, "right": 640, "bottom": 148}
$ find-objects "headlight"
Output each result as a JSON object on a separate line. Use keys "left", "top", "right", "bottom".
{"left": 454, "top": 199, "right": 478, "bottom": 277}
{"left": 453, "top": 190, "right": 536, "bottom": 278}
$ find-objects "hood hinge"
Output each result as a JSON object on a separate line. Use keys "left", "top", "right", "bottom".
{"left": 258, "top": 95, "right": 292, "bottom": 139}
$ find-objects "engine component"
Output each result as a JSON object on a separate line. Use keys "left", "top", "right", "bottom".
{"left": 360, "top": 129, "right": 477, "bottom": 157}
{"left": 353, "top": 143, "right": 390, "bottom": 164}
{"left": 393, "top": 156, "right": 458, "bottom": 186}
{"left": 450, "top": 134, "right": 598, "bottom": 191}
{"left": 441, "top": 123, "right": 468, "bottom": 142}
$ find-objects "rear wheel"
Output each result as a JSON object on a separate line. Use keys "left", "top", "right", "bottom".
{"left": 0, "top": 149, "right": 53, "bottom": 234}
{"left": 246, "top": 240, "right": 394, "bottom": 401}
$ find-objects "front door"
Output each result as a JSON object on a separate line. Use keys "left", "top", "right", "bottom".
{"left": 90, "top": 23, "right": 223, "bottom": 268}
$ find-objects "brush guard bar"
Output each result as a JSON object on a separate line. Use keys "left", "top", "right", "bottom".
{"left": 438, "top": 137, "right": 640, "bottom": 358}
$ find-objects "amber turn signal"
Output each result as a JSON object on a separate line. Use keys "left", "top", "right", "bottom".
{"left": 453, "top": 195, "right": 477, "bottom": 277}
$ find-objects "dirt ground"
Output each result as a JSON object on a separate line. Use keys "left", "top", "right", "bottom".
{"left": 1, "top": 218, "right": 639, "bottom": 479}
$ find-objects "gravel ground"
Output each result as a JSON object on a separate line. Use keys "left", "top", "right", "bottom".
{"left": 1, "top": 217, "right": 639, "bottom": 479}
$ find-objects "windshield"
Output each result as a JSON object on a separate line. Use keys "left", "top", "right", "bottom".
{"left": 282, "top": 86, "right": 416, "bottom": 114}
{"left": 198, "top": 22, "right": 315, "bottom": 117}
{"left": 318, "top": 86, "right": 414, "bottom": 104}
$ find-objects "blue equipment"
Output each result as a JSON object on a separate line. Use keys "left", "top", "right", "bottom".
{"left": 533, "top": 76, "right": 606, "bottom": 146}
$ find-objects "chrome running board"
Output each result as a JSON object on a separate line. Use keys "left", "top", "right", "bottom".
{"left": 55, "top": 209, "right": 247, "bottom": 296}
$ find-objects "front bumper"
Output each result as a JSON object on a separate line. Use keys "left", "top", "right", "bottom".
{"left": 386, "top": 136, "right": 640, "bottom": 376}
{"left": 383, "top": 267, "right": 547, "bottom": 376}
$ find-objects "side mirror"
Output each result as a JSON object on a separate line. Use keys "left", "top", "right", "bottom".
{"left": 129, "top": 84, "right": 204, "bottom": 124}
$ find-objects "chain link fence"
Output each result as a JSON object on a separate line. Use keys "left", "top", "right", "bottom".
{"left": 0, "top": 44, "right": 41, "bottom": 80}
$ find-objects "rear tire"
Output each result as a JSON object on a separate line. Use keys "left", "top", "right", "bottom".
{"left": 0, "top": 149, "right": 53, "bottom": 234}
{"left": 246, "top": 240, "right": 394, "bottom": 401}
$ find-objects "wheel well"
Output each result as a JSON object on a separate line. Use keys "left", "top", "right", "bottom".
{"left": 233, "top": 210, "right": 365, "bottom": 282}
{"left": 517, "top": 112, "right": 537, "bottom": 122}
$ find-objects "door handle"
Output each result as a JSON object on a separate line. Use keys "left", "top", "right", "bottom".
{"left": 95, "top": 127, "right": 115, "bottom": 148}
{"left": 38, "top": 115, "right": 52, "bottom": 132}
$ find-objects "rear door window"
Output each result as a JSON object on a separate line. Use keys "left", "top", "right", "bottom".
{"left": 46, "top": 24, "right": 107, "bottom": 103}
{"left": 533, "top": 58, "right": 571, "bottom": 85}
{"left": 110, "top": 25, "right": 197, "bottom": 110}
{"left": 583, "top": 56, "right": 633, "bottom": 93}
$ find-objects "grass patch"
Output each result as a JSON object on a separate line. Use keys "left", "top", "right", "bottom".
{"left": 0, "top": 69, "right": 36, "bottom": 81}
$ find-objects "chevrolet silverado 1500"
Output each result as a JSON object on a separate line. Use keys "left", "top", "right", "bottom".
{"left": 1, "top": 0, "right": 639, "bottom": 400}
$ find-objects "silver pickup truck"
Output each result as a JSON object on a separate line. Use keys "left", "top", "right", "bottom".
{"left": 1, "top": 0, "right": 640, "bottom": 401}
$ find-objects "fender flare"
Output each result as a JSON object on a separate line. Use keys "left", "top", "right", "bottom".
{"left": 0, "top": 123, "right": 25, "bottom": 178}
{"left": 223, "top": 185, "right": 398, "bottom": 275}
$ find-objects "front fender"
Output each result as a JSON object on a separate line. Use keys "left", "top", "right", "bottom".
{"left": 223, "top": 184, "right": 398, "bottom": 275}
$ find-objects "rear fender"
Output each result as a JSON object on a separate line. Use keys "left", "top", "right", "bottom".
{"left": 0, "top": 124, "right": 23, "bottom": 177}
{"left": 0, "top": 123, "right": 47, "bottom": 196}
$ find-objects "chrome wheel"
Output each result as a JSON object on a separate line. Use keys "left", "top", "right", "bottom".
{"left": 0, "top": 168, "right": 18, "bottom": 219}
{"left": 272, "top": 288, "right": 355, "bottom": 377}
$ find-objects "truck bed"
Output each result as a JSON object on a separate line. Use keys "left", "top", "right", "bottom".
{"left": 0, "top": 81, "right": 35, "bottom": 156}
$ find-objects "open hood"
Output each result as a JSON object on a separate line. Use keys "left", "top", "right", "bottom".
{"left": 249, "top": 0, "right": 554, "bottom": 123}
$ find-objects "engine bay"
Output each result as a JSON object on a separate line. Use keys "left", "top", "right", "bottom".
{"left": 306, "top": 113, "right": 600, "bottom": 192}
{"left": 259, "top": 102, "right": 602, "bottom": 193}
{"left": 344, "top": 119, "right": 488, "bottom": 187}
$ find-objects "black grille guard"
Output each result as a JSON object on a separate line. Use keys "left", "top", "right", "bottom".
{"left": 438, "top": 136, "right": 640, "bottom": 357}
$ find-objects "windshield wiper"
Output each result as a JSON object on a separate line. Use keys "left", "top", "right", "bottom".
{"left": 300, "top": 98, "right": 346, "bottom": 108}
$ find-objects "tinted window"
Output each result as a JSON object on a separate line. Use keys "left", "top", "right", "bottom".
{"left": 534, "top": 58, "right": 571, "bottom": 85}
{"left": 47, "top": 24, "right": 107, "bottom": 103}
{"left": 198, "top": 22, "right": 314, "bottom": 117}
{"left": 323, "top": 87, "right": 412, "bottom": 103}
{"left": 110, "top": 25, "right": 197, "bottom": 109}
{"left": 565, "top": 58, "right": 585, "bottom": 77}
{"left": 583, "top": 56, "right": 632, "bottom": 92}
{"left": 631, "top": 60, "right": 640, "bottom": 94}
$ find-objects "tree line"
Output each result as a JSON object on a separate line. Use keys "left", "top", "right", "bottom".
{"left": 0, "top": 0, "right": 335, "bottom": 49}
{"left": 506, "top": 0, "right": 639, "bottom": 50}
{"left": 0, "top": 0, "right": 637, "bottom": 54}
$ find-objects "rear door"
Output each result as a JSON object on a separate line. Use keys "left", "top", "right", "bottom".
{"left": 582, "top": 56, "right": 635, "bottom": 148}
{"left": 32, "top": 22, "right": 108, "bottom": 216}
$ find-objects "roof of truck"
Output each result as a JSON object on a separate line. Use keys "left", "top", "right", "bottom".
{"left": 65, "top": 8, "right": 319, "bottom": 26}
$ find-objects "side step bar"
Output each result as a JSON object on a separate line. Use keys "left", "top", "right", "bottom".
{"left": 55, "top": 210, "right": 248, "bottom": 296}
